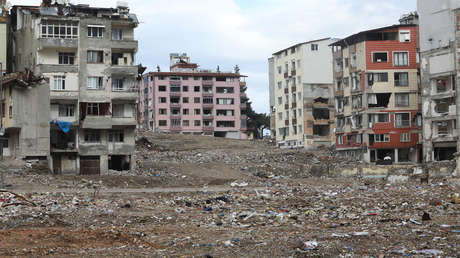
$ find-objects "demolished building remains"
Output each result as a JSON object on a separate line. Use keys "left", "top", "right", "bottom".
{"left": 269, "top": 38, "right": 338, "bottom": 149}
{"left": 138, "top": 53, "right": 249, "bottom": 139}
{"left": 9, "top": 1, "right": 140, "bottom": 174}
{"left": 331, "top": 17, "right": 422, "bottom": 163}
{"left": 418, "top": 0, "right": 460, "bottom": 163}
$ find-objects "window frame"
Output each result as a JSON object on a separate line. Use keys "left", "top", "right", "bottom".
{"left": 372, "top": 52, "right": 389, "bottom": 63}
{"left": 87, "top": 25, "right": 104, "bottom": 38}
{"left": 58, "top": 52, "right": 75, "bottom": 65}
{"left": 53, "top": 75, "right": 66, "bottom": 91}
{"left": 393, "top": 51, "right": 409, "bottom": 67}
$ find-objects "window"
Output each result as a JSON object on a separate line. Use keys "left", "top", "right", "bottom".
{"left": 194, "top": 97, "right": 201, "bottom": 103}
{"left": 59, "top": 104, "right": 74, "bottom": 117}
{"left": 373, "top": 52, "right": 388, "bottom": 63}
{"left": 278, "top": 112, "right": 283, "bottom": 120}
{"left": 8, "top": 106, "right": 12, "bottom": 118}
{"left": 194, "top": 120, "right": 201, "bottom": 126}
{"left": 159, "top": 109, "right": 167, "bottom": 115}
{"left": 216, "top": 87, "right": 234, "bottom": 93}
{"left": 183, "top": 97, "right": 189, "bottom": 103}
{"left": 112, "top": 28, "right": 123, "bottom": 40}
{"left": 53, "top": 76, "right": 66, "bottom": 90}
{"left": 159, "top": 86, "right": 166, "bottom": 92}
{"left": 438, "top": 121, "right": 449, "bottom": 135}
{"left": 395, "top": 113, "right": 410, "bottom": 128}
{"left": 183, "top": 109, "right": 189, "bottom": 115}
{"left": 87, "top": 26, "right": 104, "bottom": 38}
{"left": 203, "top": 98, "right": 213, "bottom": 104}
{"left": 40, "top": 21, "right": 78, "bottom": 39}
{"left": 171, "top": 86, "right": 181, "bottom": 92}
{"left": 337, "top": 136, "right": 343, "bottom": 145}
{"left": 375, "top": 73, "right": 388, "bottom": 82}
{"left": 159, "top": 120, "right": 167, "bottom": 126}
{"left": 87, "top": 51, "right": 103, "bottom": 63}
{"left": 182, "top": 76, "right": 189, "bottom": 80}
{"left": 194, "top": 109, "right": 201, "bottom": 115}
{"left": 278, "top": 97, "right": 282, "bottom": 105}
{"left": 369, "top": 113, "right": 389, "bottom": 124}
{"left": 194, "top": 76, "right": 201, "bottom": 80}
{"left": 84, "top": 130, "right": 101, "bottom": 143}
{"left": 194, "top": 86, "right": 200, "bottom": 92}
{"left": 183, "top": 120, "right": 189, "bottom": 126}
{"left": 356, "top": 134, "right": 362, "bottom": 144}
{"left": 395, "top": 93, "right": 409, "bottom": 107}
{"left": 108, "top": 130, "right": 124, "bottom": 143}
{"left": 394, "top": 72, "right": 409, "bottom": 86}
{"left": 87, "top": 77, "right": 103, "bottom": 90}
{"left": 399, "top": 30, "right": 411, "bottom": 42}
{"left": 59, "top": 52, "right": 75, "bottom": 65}
{"left": 112, "top": 78, "right": 124, "bottom": 91}
{"left": 400, "top": 133, "right": 410, "bottom": 142}
{"left": 344, "top": 58, "right": 349, "bottom": 67}
{"left": 217, "top": 98, "right": 234, "bottom": 105}
{"left": 277, "top": 66, "right": 282, "bottom": 74}
{"left": 311, "top": 44, "right": 318, "bottom": 51}
{"left": 182, "top": 86, "right": 189, "bottom": 92}
{"left": 374, "top": 134, "right": 390, "bottom": 142}
{"left": 87, "top": 103, "right": 99, "bottom": 115}
{"left": 393, "top": 52, "right": 409, "bottom": 66}
{"left": 159, "top": 97, "right": 167, "bottom": 103}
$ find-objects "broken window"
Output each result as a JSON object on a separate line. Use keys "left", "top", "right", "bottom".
{"left": 393, "top": 52, "right": 409, "bottom": 66}
{"left": 368, "top": 93, "right": 391, "bottom": 108}
{"left": 313, "top": 108, "right": 330, "bottom": 120}
{"left": 373, "top": 52, "right": 388, "bottom": 63}
{"left": 395, "top": 93, "right": 409, "bottom": 107}
{"left": 85, "top": 103, "right": 110, "bottom": 116}
{"left": 367, "top": 73, "right": 388, "bottom": 86}
{"left": 394, "top": 72, "right": 409, "bottom": 86}
{"left": 343, "top": 77, "right": 349, "bottom": 87}
{"left": 351, "top": 53, "right": 357, "bottom": 67}
{"left": 367, "top": 32, "right": 397, "bottom": 41}
{"left": 395, "top": 113, "right": 410, "bottom": 128}
{"left": 336, "top": 97, "right": 344, "bottom": 113}
{"left": 351, "top": 114, "right": 362, "bottom": 129}
{"left": 434, "top": 147, "right": 456, "bottom": 161}
{"left": 313, "top": 125, "right": 330, "bottom": 137}
{"left": 170, "top": 119, "right": 181, "bottom": 126}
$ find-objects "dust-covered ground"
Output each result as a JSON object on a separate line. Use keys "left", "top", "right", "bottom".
{"left": 0, "top": 132, "right": 459, "bottom": 257}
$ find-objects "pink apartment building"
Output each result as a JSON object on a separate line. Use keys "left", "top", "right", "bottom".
{"left": 138, "top": 53, "right": 249, "bottom": 139}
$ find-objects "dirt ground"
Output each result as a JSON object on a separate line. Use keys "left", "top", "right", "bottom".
{"left": 0, "top": 132, "right": 459, "bottom": 257}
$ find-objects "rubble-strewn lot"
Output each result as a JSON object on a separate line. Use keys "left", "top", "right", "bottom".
{"left": 1, "top": 132, "right": 459, "bottom": 257}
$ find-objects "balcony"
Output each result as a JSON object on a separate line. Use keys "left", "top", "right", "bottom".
{"left": 170, "top": 103, "right": 181, "bottom": 108}
{"left": 111, "top": 66, "right": 138, "bottom": 76}
{"left": 284, "top": 72, "right": 289, "bottom": 78}
{"left": 50, "top": 90, "right": 79, "bottom": 101}
{"left": 112, "top": 116, "right": 137, "bottom": 126}
{"left": 202, "top": 80, "right": 214, "bottom": 86}
{"left": 170, "top": 80, "right": 181, "bottom": 86}
{"left": 284, "top": 88, "right": 289, "bottom": 94}
{"left": 202, "top": 126, "right": 214, "bottom": 132}
{"left": 38, "top": 38, "right": 78, "bottom": 50}
{"left": 291, "top": 70, "right": 296, "bottom": 76}
{"left": 170, "top": 126, "right": 182, "bottom": 132}
{"left": 37, "top": 64, "right": 78, "bottom": 74}
{"left": 81, "top": 116, "right": 113, "bottom": 129}
{"left": 110, "top": 39, "right": 138, "bottom": 50}
{"left": 202, "top": 92, "right": 214, "bottom": 97}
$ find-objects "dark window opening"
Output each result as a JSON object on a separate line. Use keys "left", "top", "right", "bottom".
{"left": 170, "top": 97, "right": 180, "bottom": 103}
{"left": 216, "top": 77, "right": 226, "bottom": 82}
{"left": 434, "top": 147, "right": 456, "bottom": 161}
{"left": 51, "top": 130, "right": 76, "bottom": 150}
{"left": 159, "top": 86, "right": 166, "bottom": 91}
{"left": 314, "top": 97, "right": 328, "bottom": 104}
{"left": 372, "top": 52, "right": 388, "bottom": 63}
{"left": 313, "top": 125, "right": 330, "bottom": 137}
{"left": 367, "top": 32, "right": 398, "bottom": 41}
{"left": 398, "top": 148, "right": 410, "bottom": 162}
{"left": 368, "top": 93, "right": 391, "bottom": 108}
{"left": 109, "top": 155, "right": 131, "bottom": 171}
{"left": 216, "top": 87, "right": 234, "bottom": 93}
{"left": 313, "top": 108, "right": 330, "bottom": 120}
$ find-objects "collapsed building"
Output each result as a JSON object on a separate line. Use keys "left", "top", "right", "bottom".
{"left": 8, "top": 0, "right": 140, "bottom": 174}
{"left": 269, "top": 38, "right": 338, "bottom": 149}
{"left": 418, "top": 0, "right": 460, "bottom": 162}
{"left": 331, "top": 17, "right": 422, "bottom": 163}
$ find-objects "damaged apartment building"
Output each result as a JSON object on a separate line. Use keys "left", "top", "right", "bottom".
{"left": 9, "top": 1, "right": 140, "bottom": 174}
{"left": 331, "top": 17, "right": 422, "bottom": 163}
{"left": 269, "top": 38, "right": 337, "bottom": 149}
{"left": 139, "top": 53, "right": 249, "bottom": 139}
{"left": 418, "top": 0, "right": 460, "bottom": 162}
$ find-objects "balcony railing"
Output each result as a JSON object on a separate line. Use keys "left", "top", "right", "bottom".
{"left": 112, "top": 86, "right": 138, "bottom": 92}
{"left": 170, "top": 103, "right": 181, "bottom": 108}
{"left": 202, "top": 80, "right": 214, "bottom": 86}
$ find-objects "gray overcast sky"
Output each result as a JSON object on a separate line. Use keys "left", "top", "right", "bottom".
{"left": 10, "top": 0, "right": 417, "bottom": 113}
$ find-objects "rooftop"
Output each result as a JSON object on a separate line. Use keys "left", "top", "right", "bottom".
{"left": 272, "top": 37, "right": 336, "bottom": 56}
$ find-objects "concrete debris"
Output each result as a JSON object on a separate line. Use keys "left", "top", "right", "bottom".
{"left": 0, "top": 132, "right": 458, "bottom": 256}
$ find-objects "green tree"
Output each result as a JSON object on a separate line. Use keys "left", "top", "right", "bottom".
{"left": 246, "top": 102, "right": 269, "bottom": 139}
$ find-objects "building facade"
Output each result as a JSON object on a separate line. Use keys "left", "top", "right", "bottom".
{"left": 418, "top": 0, "right": 460, "bottom": 162}
{"left": 0, "top": 0, "right": 8, "bottom": 73}
{"left": 270, "top": 38, "right": 337, "bottom": 149}
{"left": 331, "top": 22, "right": 422, "bottom": 163}
{"left": 10, "top": 2, "right": 139, "bottom": 174}
{"left": 139, "top": 53, "right": 249, "bottom": 139}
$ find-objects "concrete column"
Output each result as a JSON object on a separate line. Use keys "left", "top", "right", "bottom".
{"left": 100, "top": 154, "right": 108, "bottom": 175}
{"left": 394, "top": 148, "right": 399, "bottom": 163}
